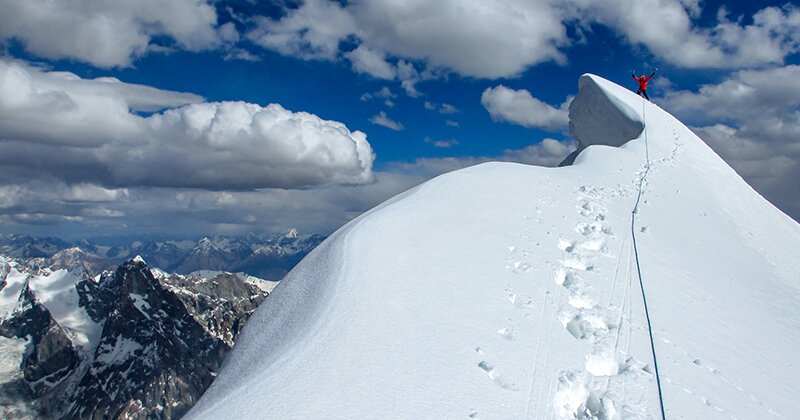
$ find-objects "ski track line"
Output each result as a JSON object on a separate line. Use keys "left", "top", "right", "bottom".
{"left": 603, "top": 225, "right": 628, "bottom": 319}
{"left": 524, "top": 254, "right": 553, "bottom": 418}
{"left": 541, "top": 273, "right": 562, "bottom": 419}
{"left": 605, "top": 224, "right": 632, "bottom": 395}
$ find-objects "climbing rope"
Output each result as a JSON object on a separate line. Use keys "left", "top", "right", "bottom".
{"left": 631, "top": 97, "right": 667, "bottom": 420}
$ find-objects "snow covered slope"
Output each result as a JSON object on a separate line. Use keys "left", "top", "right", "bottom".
{"left": 188, "top": 74, "right": 800, "bottom": 419}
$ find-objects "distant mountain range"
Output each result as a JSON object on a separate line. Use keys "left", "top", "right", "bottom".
{"left": 0, "top": 229, "right": 325, "bottom": 280}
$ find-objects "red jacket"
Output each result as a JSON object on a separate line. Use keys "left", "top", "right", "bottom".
{"left": 633, "top": 73, "right": 654, "bottom": 90}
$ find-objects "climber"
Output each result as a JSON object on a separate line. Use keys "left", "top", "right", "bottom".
{"left": 632, "top": 70, "right": 656, "bottom": 101}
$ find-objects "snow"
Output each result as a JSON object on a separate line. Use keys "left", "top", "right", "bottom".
{"left": 0, "top": 259, "right": 29, "bottom": 319}
{"left": 188, "top": 270, "right": 280, "bottom": 293}
{"left": 0, "top": 336, "right": 36, "bottom": 419}
{"left": 0, "top": 259, "right": 103, "bottom": 353}
{"left": 130, "top": 293, "right": 152, "bottom": 316}
{"left": 26, "top": 269, "right": 103, "bottom": 350}
{"left": 188, "top": 74, "right": 800, "bottom": 419}
{"left": 94, "top": 335, "right": 143, "bottom": 366}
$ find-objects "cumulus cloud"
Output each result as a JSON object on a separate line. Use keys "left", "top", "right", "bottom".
{"left": 569, "top": 1, "right": 800, "bottom": 69}
{"left": 659, "top": 65, "right": 800, "bottom": 221}
{"left": 6, "top": 0, "right": 797, "bottom": 76}
{"left": 248, "top": 0, "right": 568, "bottom": 79}
{"left": 0, "top": 59, "right": 374, "bottom": 189}
{"left": 245, "top": 0, "right": 800, "bottom": 84}
{"left": 0, "top": 0, "right": 231, "bottom": 68}
{"left": 247, "top": 0, "right": 355, "bottom": 61}
{"left": 369, "top": 111, "right": 404, "bottom": 131}
{"left": 481, "top": 85, "right": 571, "bottom": 132}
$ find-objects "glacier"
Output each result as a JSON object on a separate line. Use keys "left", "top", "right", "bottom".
{"left": 188, "top": 74, "right": 800, "bottom": 419}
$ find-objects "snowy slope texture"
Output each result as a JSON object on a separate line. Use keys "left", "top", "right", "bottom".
{"left": 188, "top": 74, "right": 800, "bottom": 419}
{"left": 0, "top": 256, "right": 270, "bottom": 419}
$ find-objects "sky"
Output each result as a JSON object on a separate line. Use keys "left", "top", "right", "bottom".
{"left": 0, "top": 0, "right": 798, "bottom": 241}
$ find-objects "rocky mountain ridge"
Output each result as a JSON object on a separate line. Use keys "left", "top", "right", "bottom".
{"left": 0, "top": 255, "right": 271, "bottom": 419}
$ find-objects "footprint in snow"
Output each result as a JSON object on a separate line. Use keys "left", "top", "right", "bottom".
{"left": 578, "top": 237, "right": 605, "bottom": 252}
{"left": 496, "top": 327, "right": 514, "bottom": 340}
{"left": 558, "top": 238, "right": 575, "bottom": 253}
{"left": 477, "top": 361, "right": 518, "bottom": 391}
{"left": 561, "top": 258, "right": 593, "bottom": 272}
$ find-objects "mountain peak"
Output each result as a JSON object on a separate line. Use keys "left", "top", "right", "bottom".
{"left": 189, "top": 75, "right": 800, "bottom": 419}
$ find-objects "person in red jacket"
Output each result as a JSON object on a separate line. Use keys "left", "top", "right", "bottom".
{"left": 632, "top": 70, "right": 656, "bottom": 101}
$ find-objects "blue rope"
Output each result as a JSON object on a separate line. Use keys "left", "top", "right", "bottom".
{"left": 632, "top": 98, "right": 667, "bottom": 420}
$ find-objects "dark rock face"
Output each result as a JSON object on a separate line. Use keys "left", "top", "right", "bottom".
{"left": 1, "top": 258, "right": 270, "bottom": 419}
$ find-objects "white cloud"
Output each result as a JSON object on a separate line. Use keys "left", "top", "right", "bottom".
{"left": 439, "top": 103, "right": 458, "bottom": 114}
{"left": 346, "top": 45, "right": 396, "bottom": 80}
{"left": 481, "top": 85, "right": 570, "bottom": 132}
{"left": 0, "top": 171, "right": 424, "bottom": 236}
{"left": 7, "top": 1, "right": 797, "bottom": 76}
{"left": 0, "top": 0, "right": 228, "bottom": 68}
{"left": 424, "top": 101, "right": 459, "bottom": 114}
{"left": 501, "top": 138, "right": 576, "bottom": 167}
{"left": 246, "top": 0, "right": 800, "bottom": 85}
{"left": 347, "top": 0, "right": 568, "bottom": 78}
{"left": 401, "top": 80, "right": 422, "bottom": 98}
{"left": 224, "top": 48, "right": 261, "bottom": 62}
{"left": 424, "top": 137, "right": 459, "bottom": 148}
{"left": 247, "top": 0, "right": 568, "bottom": 79}
{"left": 247, "top": 0, "right": 356, "bottom": 61}
{"left": 446, "top": 120, "right": 460, "bottom": 128}
{"left": 0, "top": 59, "right": 374, "bottom": 189}
{"left": 360, "top": 87, "right": 396, "bottom": 101}
{"left": 569, "top": 1, "right": 800, "bottom": 69}
{"left": 0, "top": 136, "right": 575, "bottom": 235}
{"left": 0, "top": 59, "right": 203, "bottom": 147}
{"left": 369, "top": 111, "right": 404, "bottom": 131}
{"left": 388, "top": 139, "right": 575, "bottom": 176}
{"left": 661, "top": 65, "right": 800, "bottom": 123}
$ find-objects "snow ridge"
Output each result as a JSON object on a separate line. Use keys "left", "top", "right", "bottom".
{"left": 188, "top": 74, "right": 800, "bottom": 420}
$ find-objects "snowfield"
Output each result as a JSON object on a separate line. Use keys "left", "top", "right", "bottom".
{"left": 188, "top": 75, "right": 800, "bottom": 419}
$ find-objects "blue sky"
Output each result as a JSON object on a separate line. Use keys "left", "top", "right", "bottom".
{"left": 0, "top": 0, "right": 798, "bottom": 240}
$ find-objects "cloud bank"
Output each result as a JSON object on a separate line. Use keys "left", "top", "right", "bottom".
{"left": 0, "top": 0, "right": 232, "bottom": 68}
{"left": 245, "top": 0, "right": 800, "bottom": 87}
{"left": 0, "top": 60, "right": 374, "bottom": 190}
